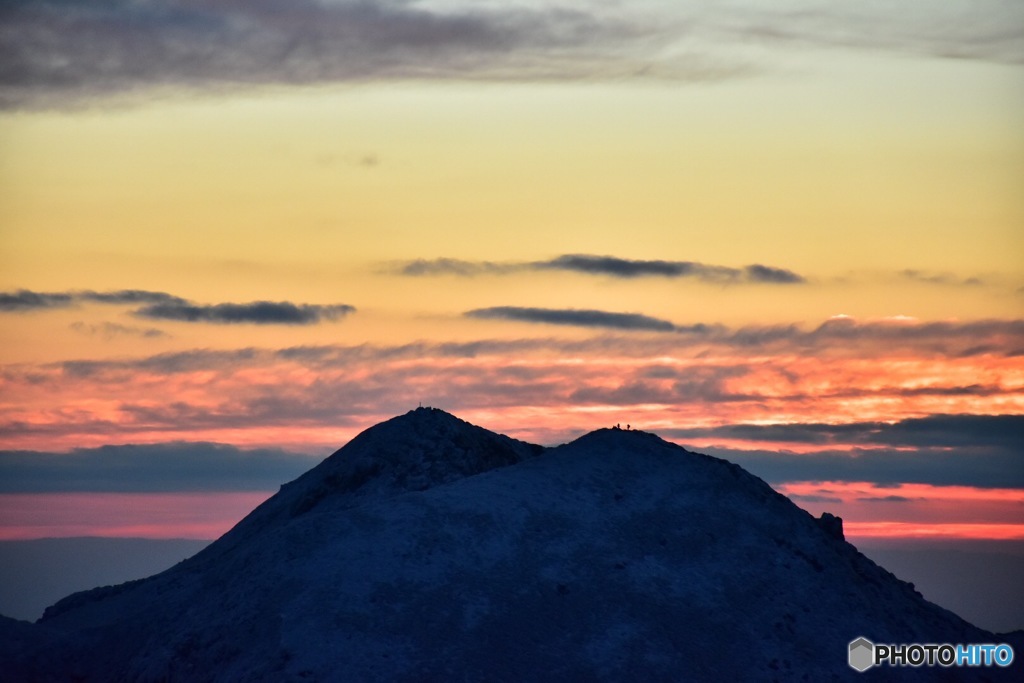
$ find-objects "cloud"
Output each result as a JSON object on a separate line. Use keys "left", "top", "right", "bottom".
{"left": 465, "top": 306, "right": 701, "bottom": 333}
{"left": 668, "top": 415, "right": 1024, "bottom": 489}
{"left": 704, "top": 443, "right": 1024, "bottom": 490}
{"left": 4, "top": 1, "right": 1020, "bottom": 109}
{"left": 69, "top": 322, "right": 169, "bottom": 340}
{"left": 78, "top": 290, "right": 189, "bottom": 305}
{"left": 900, "top": 270, "right": 985, "bottom": 287}
{"left": 0, "top": 288, "right": 188, "bottom": 312}
{"left": 536, "top": 255, "right": 722, "bottom": 279}
{"left": 722, "top": 1, "right": 1024, "bottom": 66}
{"left": 787, "top": 494, "right": 843, "bottom": 504}
{"left": 134, "top": 301, "right": 355, "bottom": 325}
{"left": 730, "top": 317, "right": 1024, "bottom": 356}
{"left": 0, "top": 443, "right": 319, "bottom": 493}
{"left": 0, "top": 319, "right": 1020, "bottom": 452}
{"left": 398, "top": 254, "right": 806, "bottom": 284}
{"left": 0, "top": 0, "right": 683, "bottom": 110}
{"left": 21, "top": 316, "right": 1024, "bottom": 382}
{"left": 856, "top": 495, "right": 918, "bottom": 503}
{"left": 667, "top": 414, "right": 1024, "bottom": 450}
{"left": 744, "top": 264, "right": 805, "bottom": 284}
{"left": 0, "top": 290, "right": 75, "bottom": 312}
{"left": 568, "top": 363, "right": 756, "bottom": 405}
{"left": 398, "top": 258, "right": 519, "bottom": 277}
{"left": 458, "top": 308, "right": 1024, "bottom": 354}
{"left": 0, "top": 288, "right": 355, "bottom": 325}
{"left": 316, "top": 152, "right": 379, "bottom": 169}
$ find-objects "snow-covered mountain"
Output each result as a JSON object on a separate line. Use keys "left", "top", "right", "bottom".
{"left": 1, "top": 408, "right": 1018, "bottom": 681}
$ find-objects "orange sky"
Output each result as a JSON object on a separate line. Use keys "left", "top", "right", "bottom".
{"left": 0, "top": 0, "right": 1022, "bottom": 541}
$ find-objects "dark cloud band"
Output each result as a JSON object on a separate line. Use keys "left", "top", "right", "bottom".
{"left": 400, "top": 254, "right": 806, "bottom": 284}
{"left": 667, "top": 414, "right": 1024, "bottom": 449}
{"left": 0, "top": 290, "right": 75, "bottom": 311}
{"left": 78, "top": 290, "right": 189, "bottom": 306}
{"left": 706, "top": 444, "right": 1023, "bottom": 490}
{"left": 666, "top": 414, "right": 1024, "bottom": 489}
{"left": 0, "top": 289, "right": 355, "bottom": 325}
{"left": 135, "top": 302, "right": 355, "bottom": 325}
{"left": 0, "top": 443, "right": 318, "bottom": 493}
{"left": 399, "top": 258, "right": 518, "bottom": 277}
{"left": 0, "top": 289, "right": 189, "bottom": 312}
{"left": 465, "top": 306, "right": 689, "bottom": 333}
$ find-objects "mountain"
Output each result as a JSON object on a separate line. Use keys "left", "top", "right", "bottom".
{"left": 1, "top": 408, "right": 1017, "bottom": 681}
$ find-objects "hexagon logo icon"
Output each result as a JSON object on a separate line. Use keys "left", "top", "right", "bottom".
{"left": 849, "top": 637, "right": 875, "bottom": 672}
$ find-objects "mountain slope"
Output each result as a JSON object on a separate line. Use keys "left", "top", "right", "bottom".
{"left": 1, "top": 409, "right": 1015, "bottom": 681}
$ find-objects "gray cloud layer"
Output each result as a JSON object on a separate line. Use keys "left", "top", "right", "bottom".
{"left": 0, "top": 289, "right": 355, "bottom": 325}
{"left": 1, "top": 414, "right": 1018, "bottom": 492}
{"left": 0, "top": 442, "right": 319, "bottom": 493}
{"left": 0, "top": 0, "right": 667, "bottom": 109}
{"left": 708, "top": 445, "right": 1022, "bottom": 490}
{"left": 3, "top": 1, "right": 1019, "bottom": 109}
{"left": 401, "top": 254, "right": 806, "bottom": 284}
{"left": 668, "top": 415, "right": 1024, "bottom": 489}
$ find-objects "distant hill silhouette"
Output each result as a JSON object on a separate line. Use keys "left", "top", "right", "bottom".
{"left": 1, "top": 408, "right": 1018, "bottom": 681}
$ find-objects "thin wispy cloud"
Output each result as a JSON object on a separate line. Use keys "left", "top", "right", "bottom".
{"left": 0, "top": 290, "right": 74, "bottom": 312}
{"left": 135, "top": 301, "right": 355, "bottom": 325}
{"left": 537, "top": 255, "right": 806, "bottom": 284}
{"left": 30, "top": 316, "right": 1024, "bottom": 382}
{"left": 536, "top": 255, "right": 730, "bottom": 279}
{"left": 78, "top": 290, "right": 189, "bottom": 305}
{"left": 69, "top": 322, "right": 169, "bottom": 340}
{"left": 464, "top": 306, "right": 708, "bottom": 333}
{"left": 744, "top": 264, "right": 805, "bottom": 284}
{"left": 720, "top": 0, "right": 1024, "bottom": 66}
{"left": 0, "top": 289, "right": 190, "bottom": 312}
{"left": 399, "top": 258, "right": 520, "bottom": 277}
{"left": 399, "top": 254, "right": 806, "bottom": 284}
{"left": 900, "top": 270, "right": 984, "bottom": 287}
{"left": 0, "top": 289, "right": 356, "bottom": 325}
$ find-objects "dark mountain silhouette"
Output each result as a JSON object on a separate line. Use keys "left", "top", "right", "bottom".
{"left": 1, "top": 408, "right": 1018, "bottom": 681}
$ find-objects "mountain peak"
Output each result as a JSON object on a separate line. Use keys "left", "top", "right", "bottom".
{"left": 258, "top": 406, "right": 542, "bottom": 522}
{"left": 569, "top": 424, "right": 673, "bottom": 449}
{"left": 8, "top": 410, "right": 1013, "bottom": 681}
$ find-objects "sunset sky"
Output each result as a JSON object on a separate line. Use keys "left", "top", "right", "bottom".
{"left": 1, "top": 0, "right": 1022, "bottom": 545}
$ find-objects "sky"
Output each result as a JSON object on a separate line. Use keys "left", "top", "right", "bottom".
{"left": 0, "top": 0, "right": 1022, "bottom": 552}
